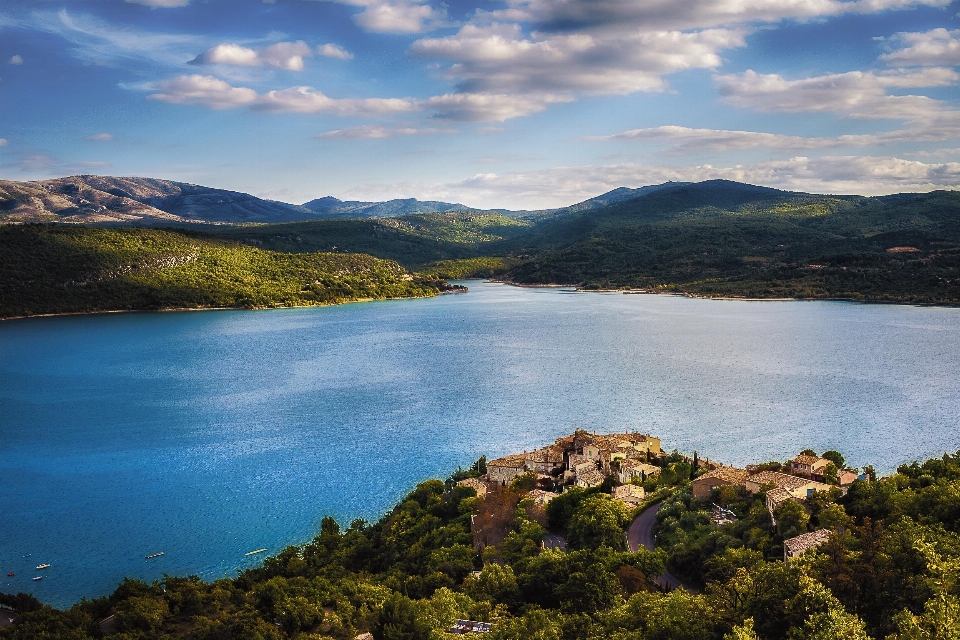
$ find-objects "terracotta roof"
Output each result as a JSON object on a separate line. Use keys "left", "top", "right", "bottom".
{"left": 784, "top": 529, "right": 832, "bottom": 557}
{"left": 792, "top": 454, "right": 820, "bottom": 465}
{"left": 578, "top": 469, "right": 606, "bottom": 486}
{"left": 766, "top": 487, "right": 794, "bottom": 508}
{"left": 747, "top": 470, "right": 811, "bottom": 491}
{"left": 526, "top": 446, "right": 564, "bottom": 464}
{"left": 488, "top": 455, "right": 526, "bottom": 468}
{"left": 613, "top": 484, "right": 644, "bottom": 499}
{"left": 695, "top": 466, "right": 748, "bottom": 485}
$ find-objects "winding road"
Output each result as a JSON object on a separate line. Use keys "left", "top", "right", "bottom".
{"left": 627, "top": 501, "right": 691, "bottom": 592}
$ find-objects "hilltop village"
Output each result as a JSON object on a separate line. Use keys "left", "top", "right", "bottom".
{"left": 458, "top": 430, "right": 868, "bottom": 564}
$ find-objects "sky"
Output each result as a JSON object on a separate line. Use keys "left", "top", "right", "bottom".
{"left": 1, "top": 0, "right": 960, "bottom": 209}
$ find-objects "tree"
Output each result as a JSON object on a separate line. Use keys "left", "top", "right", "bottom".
{"left": 566, "top": 495, "right": 630, "bottom": 551}
{"left": 774, "top": 500, "right": 810, "bottom": 539}
{"left": 822, "top": 451, "right": 846, "bottom": 470}
{"left": 817, "top": 503, "right": 851, "bottom": 531}
{"left": 725, "top": 618, "right": 761, "bottom": 640}
{"left": 820, "top": 462, "right": 839, "bottom": 485}
{"left": 373, "top": 593, "right": 432, "bottom": 640}
{"left": 692, "top": 451, "right": 699, "bottom": 480}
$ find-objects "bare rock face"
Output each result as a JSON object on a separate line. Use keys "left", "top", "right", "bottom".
{"left": 0, "top": 175, "right": 318, "bottom": 225}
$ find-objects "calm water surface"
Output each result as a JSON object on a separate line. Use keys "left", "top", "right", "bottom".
{"left": 2, "top": 281, "right": 960, "bottom": 606}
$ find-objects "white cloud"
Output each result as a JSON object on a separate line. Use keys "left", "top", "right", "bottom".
{"left": 0, "top": 139, "right": 8, "bottom": 147}
{"left": 881, "top": 28, "right": 960, "bottom": 66}
{"left": 341, "top": 156, "right": 960, "bottom": 210}
{"left": 191, "top": 41, "right": 313, "bottom": 71}
{"left": 716, "top": 68, "right": 958, "bottom": 114}
{"left": 23, "top": 9, "right": 204, "bottom": 68}
{"left": 421, "top": 92, "right": 573, "bottom": 121}
{"left": 125, "top": 0, "right": 190, "bottom": 7}
{"left": 147, "top": 75, "right": 417, "bottom": 116}
{"left": 256, "top": 86, "right": 417, "bottom": 115}
{"left": 317, "top": 43, "right": 353, "bottom": 60}
{"left": 317, "top": 0, "right": 451, "bottom": 34}
{"left": 486, "top": 0, "right": 950, "bottom": 35}
{"left": 316, "top": 125, "right": 456, "bottom": 139}
{"left": 8, "top": 54, "right": 23, "bottom": 65}
{"left": 86, "top": 132, "right": 114, "bottom": 141}
{"left": 147, "top": 75, "right": 258, "bottom": 109}
{"left": 411, "top": 23, "right": 748, "bottom": 96}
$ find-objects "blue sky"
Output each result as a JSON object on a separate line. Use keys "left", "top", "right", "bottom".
{"left": 1, "top": 0, "right": 959, "bottom": 209}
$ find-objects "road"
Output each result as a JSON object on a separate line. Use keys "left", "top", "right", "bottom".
{"left": 626, "top": 501, "right": 691, "bottom": 592}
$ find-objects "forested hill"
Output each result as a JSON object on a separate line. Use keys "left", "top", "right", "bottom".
{"left": 4, "top": 449, "right": 960, "bottom": 639}
{"left": 0, "top": 226, "right": 449, "bottom": 318}
{"left": 497, "top": 181, "right": 960, "bottom": 304}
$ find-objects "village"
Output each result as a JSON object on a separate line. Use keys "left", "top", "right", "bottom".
{"left": 457, "top": 429, "right": 867, "bottom": 564}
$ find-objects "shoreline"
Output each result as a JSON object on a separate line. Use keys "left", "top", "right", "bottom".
{"left": 0, "top": 289, "right": 466, "bottom": 322}
{"left": 488, "top": 278, "right": 960, "bottom": 308}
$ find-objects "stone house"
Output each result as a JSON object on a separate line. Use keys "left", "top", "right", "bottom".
{"left": 745, "top": 471, "right": 832, "bottom": 499}
{"left": 789, "top": 454, "right": 831, "bottom": 481}
{"left": 612, "top": 484, "right": 645, "bottom": 507}
{"left": 577, "top": 468, "right": 606, "bottom": 488}
{"left": 525, "top": 446, "right": 565, "bottom": 475}
{"left": 783, "top": 529, "right": 832, "bottom": 562}
{"left": 457, "top": 477, "right": 490, "bottom": 498}
{"left": 526, "top": 489, "right": 558, "bottom": 506}
{"left": 487, "top": 455, "right": 527, "bottom": 486}
{"left": 838, "top": 470, "right": 860, "bottom": 486}
{"left": 691, "top": 466, "right": 749, "bottom": 500}
{"left": 765, "top": 487, "right": 796, "bottom": 526}
{"left": 617, "top": 459, "right": 661, "bottom": 485}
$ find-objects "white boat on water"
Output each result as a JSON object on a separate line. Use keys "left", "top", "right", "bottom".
{"left": 36, "top": 564, "right": 50, "bottom": 570}
{"left": 32, "top": 576, "right": 42, "bottom": 581}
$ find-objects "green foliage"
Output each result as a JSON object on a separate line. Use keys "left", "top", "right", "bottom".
{"left": 566, "top": 495, "right": 631, "bottom": 551}
{"left": 776, "top": 500, "right": 811, "bottom": 539}
{"left": 822, "top": 451, "right": 846, "bottom": 470}
{"left": 0, "top": 225, "right": 447, "bottom": 317}
{"left": 7, "top": 450, "right": 960, "bottom": 640}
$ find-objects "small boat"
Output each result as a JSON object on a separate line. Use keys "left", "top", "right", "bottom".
{"left": 32, "top": 576, "right": 42, "bottom": 581}
{"left": 145, "top": 552, "right": 164, "bottom": 560}
{"left": 36, "top": 564, "right": 50, "bottom": 570}
{"left": 7, "top": 572, "right": 13, "bottom": 577}
{"left": 244, "top": 548, "right": 267, "bottom": 556}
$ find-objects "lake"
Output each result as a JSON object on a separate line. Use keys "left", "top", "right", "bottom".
{"left": 2, "top": 281, "right": 960, "bottom": 607}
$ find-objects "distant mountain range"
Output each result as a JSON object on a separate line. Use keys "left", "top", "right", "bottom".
{"left": 0, "top": 174, "right": 697, "bottom": 225}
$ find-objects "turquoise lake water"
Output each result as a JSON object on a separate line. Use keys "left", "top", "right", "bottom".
{"left": 3, "top": 281, "right": 960, "bottom": 607}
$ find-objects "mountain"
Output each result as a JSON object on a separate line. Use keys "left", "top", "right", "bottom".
{"left": 301, "top": 196, "right": 474, "bottom": 218}
{"left": 0, "top": 175, "right": 320, "bottom": 224}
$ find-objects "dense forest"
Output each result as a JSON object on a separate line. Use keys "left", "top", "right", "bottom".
{"left": 0, "top": 225, "right": 451, "bottom": 318}
{"left": 4, "top": 450, "right": 960, "bottom": 639}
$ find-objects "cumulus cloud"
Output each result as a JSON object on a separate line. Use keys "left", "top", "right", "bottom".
{"left": 411, "top": 23, "right": 748, "bottom": 96}
{"left": 342, "top": 156, "right": 960, "bottom": 210}
{"left": 317, "top": 43, "right": 353, "bottom": 60}
{"left": 147, "top": 75, "right": 417, "bottom": 116}
{"left": 148, "top": 75, "right": 258, "bottom": 109}
{"left": 422, "top": 92, "right": 573, "bottom": 121}
{"left": 191, "top": 41, "right": 313, "bottom": 71}
{"left": 317, "top": 0, "right": 451, "bottom": 34}
{"left": 716, "top": 68, "right": 958, "bottom": 115}
{"left": 8, "top": 55, "right": 23, "bottom": 65}
{"left": 881, "top": 28, "right": 960, "bottom": 66}
{"left": 125, "top": 0, "right": 190, "bottom": 7}
{"left": 86, "top": 132, "right": 114, "bottom": 141}
{"left": 484, "top": 0, "right": 950, "bottom": 34}
{"left": 316, "top": 125, "right": 456, "bottom": 139}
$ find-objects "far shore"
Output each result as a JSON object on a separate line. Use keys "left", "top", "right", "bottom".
{"left": 487, "top": 278, "right": 960, "bottom": 308}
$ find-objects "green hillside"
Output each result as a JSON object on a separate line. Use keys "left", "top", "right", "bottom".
{"left": 0, "top": 225, "right": 448, "bottom": 318}
{"left": 497, "top": 182, "right": 960, "bottom": 304}
{"left": 5, "top": 450, "right": 960, "bottom": 639}
{"left": 200, "top": 211, "right": 531, "bottom": 267}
